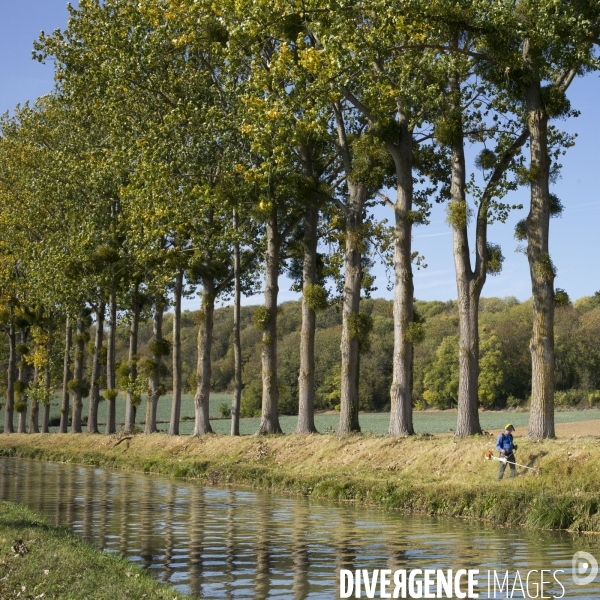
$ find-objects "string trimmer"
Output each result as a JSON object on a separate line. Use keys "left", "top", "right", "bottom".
{"left": 485, "top": 451, "right": 540, "bottom": 474}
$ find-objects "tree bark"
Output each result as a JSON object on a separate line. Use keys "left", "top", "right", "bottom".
{"left": 333, "top": 102, "right": 364, "bottom": 435}
{"left": 169, "top": 270, "right": 183, "bottom": 436}
{"left": 4, "top": 316, "right": 16, "bottom": 434}
{"left": 338, "top": 183, "right": 364, "bottom": 435}
{"left": 41, "top": 324, "right": 52, "bottom": 434}
{"left": 124, "top": 290, "right": 141, "bottom": 434}
{"left": 60, "top": 318, "right": 72, "bottom": 434}
{"left": 256, "top": 214, "right": 283, "bottom": 435}
{"left": 87, "top": 302, "right": 105, "bottom": 433}
{"left": 447, "top": 73, "right": 483, "bottom": 438}
{"left": 106, "top": 291, "right": 117, "bottom": 434}
{"left": 296, "top": 204, "right": 318, "bottom": 434}
{"left": 28, "top": 362, "right": 40, "bottom": 434}
{"left": 193, "top": 280, "right": 215, "bottom": 436}
{"left": 145, "top": 297, "right": 164, "bottom": 434}
{"left": 17, "top": 330, "right": 28, "bottom": 434}
{"left": 525, "top": 79, "right": 555, "bottom": 439}
{"left": 231, "top": 211, "right": 242, "bottom": 437}
{"left": 71, "top": 315, "right": 85, "bottom": 433}
{"left": 387, "top": 114, "right": 416, "bottom": 437}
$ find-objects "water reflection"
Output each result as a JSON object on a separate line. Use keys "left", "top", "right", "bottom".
{"left": 0, "top": 457, "right": 599, "bottom": 599}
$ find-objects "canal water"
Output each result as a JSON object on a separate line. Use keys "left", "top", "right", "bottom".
{"left": 0, "top": 458, "right": 599, "bottom": 599}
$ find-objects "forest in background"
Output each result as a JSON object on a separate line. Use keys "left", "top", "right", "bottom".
{"left": 42, "top": 292, "right": 595, "bottom": 418}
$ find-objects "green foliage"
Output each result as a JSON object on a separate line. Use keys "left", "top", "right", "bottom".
{"left": 143, "top": 358, "right": 159, "bottom": 377}
{"left": 252, "top": 306, "right": 270, "bottom": 331}
{"left": 202, "top": 20, "right": 229, "bottom": 46}
{"left": 278, "top": 384, "right": 297, "bottom": 415}
{"left": 555, "top": 389, "right": 586, "bottom": 407}
{"left": 506, "top": 395, "right": 523, "bottom": 409}
{"left": 16, "top": 344, "right": 30, "bottom": 356}
{"left": 554, "top": 289, "right": 571, "bottom": 307}
{"left": 240, "top": 380, "right": 262, "bottom": 417}
{"left": 514, "top": 219, "right": 528, "bottom": 241}
{"left": 149, "top": 338, "right": 171, "bottom": 357}
{"left": 219, "top": 403, "right": 231, "bottom": 418}
{"left": 445, "top": 201, "right": 472, "bottom": 230}
{"left": 67, "top": 379, "right": 81, "bottom": 393}
{"left": 103, "top": 388, "right": 119, "bottom": 402}
{"left": 348, "top": 134, "right": 393, "bottom": 193}
{"left": 14, "top": 401, "right": 27, "bottom": 413}
{"left": 14, "top": 380, "right": 26, "bottom": 395}
{"left": 475, "top": 148, "right": 496, "bottom": 171}
{"left": 27, "top": 382, "right": 52, "bottom": 406}
{"left": 486, "top": 243, "right": 504, "bottom": 276}
{"left": 405, "top": 322, "right": 425, "bottom": 345}
{"left": 422, "top": 336, "right": 459, "bottom": 409}
{"left": 541, "top": 86, "right": 571, "bottom": 119}
{"left": 303, "top": 284, "right": 328, "bottom": 313}
{"left": 535, "top": 253, "right": 556, "bottom": 282}
{"left": 550, "top": 194, "right": 564, "bottom": 217}
{"left": 75, "top": 331, "right": 90, "bottom": 345}
{"left": 588, "top": 391, "right": 600, "bottom": 407}
{"left": 347, "top": 312, "right": 374, "bottom": 353}
{"left": 478, "top": 335, "right": 506, "bottom": 409}
{"left": 435, "top": 113, "right": 462, "bottom": 147}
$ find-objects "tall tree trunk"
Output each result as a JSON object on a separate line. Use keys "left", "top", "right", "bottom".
{"left": 71, "top": 315, "right": 85, "bottom": 433}
{"left": 145, "top": 297, "right": 164, "bottom": 434}
{"left": 296, "top": 204, "right": 318, "bottom": 434}
{"left": 256, "top": 214, "right": 283, "bottom": 435}
{"left": 4, "top": 316, "right": 16, "bottom": 434}
{"left": 17, "top": 330, "right": 28, "bottom": 434}
{"left": 60, "top": 318, "right": 72, "bottom": 433}
{"left": 231, "top": 211, "right": 242, "bottom": 437}
{"left": 169, "top": 270, "right": 183, "bottom": 436}
{"left": 193, "top": 279, "right": 215, "bottom": 436}
{"left": 333, "top": 102, "right": 364, "bottom": 435}
{"left": 448, "top": 73, "right": 483, "bottom": 438}
{"left": 88, "top": 302, "right": 105, "bottom": 433}
{"left": 338, "top": 186, "right": 364, "bottom": 435}
{"left": 106, "top": 291, "right": 117, "bottom": 434}
{"left": 41, "top": 324, "right": 52, "bottom": 434}
{"left": 28, "top": 362, "right": 40, "bottom": 434}
{"left": 124, "top": 290, "right": 141, "bottom": 434}
{"left": 388, "top": 116, "right": 416, "bottom": 437}
{"left": 525, "top": 79, "right": 555, "bottom": 439}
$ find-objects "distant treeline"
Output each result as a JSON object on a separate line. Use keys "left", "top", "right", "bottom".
{"left": 108, "top": 294, "right": 600, "bottom": 416}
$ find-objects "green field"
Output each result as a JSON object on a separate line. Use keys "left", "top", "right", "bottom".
{"left": 33, "top": 391, "right": 233, "bottom": 430}
{"left": 199, "top": 407, "right": 600, "bottom": 436}
{"left": 5, "top": 392, "right": 600, "bottom": 436}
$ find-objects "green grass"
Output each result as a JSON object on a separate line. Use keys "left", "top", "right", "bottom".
{"left": 6, "top": 393, "right": 600, "bottom": 436}
{"left": 200, "top": 408, "right": 600, "bottom": 436}
{"left": 0, "top": 501, "right": 187, "bottom": 600}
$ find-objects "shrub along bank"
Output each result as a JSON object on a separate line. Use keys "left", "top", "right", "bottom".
{"left": 0, "top": 501, "right": 187, "bottom": 600}
{"left": 1, "top": 433, "right": 600, "bottom": 532}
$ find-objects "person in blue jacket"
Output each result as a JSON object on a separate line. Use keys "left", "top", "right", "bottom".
{"left": 496, "top": 424, "right": 518, "bottom": 480}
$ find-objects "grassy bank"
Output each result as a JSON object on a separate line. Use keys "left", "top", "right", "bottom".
{"left": 0, "top": 501, "right": 187, "bottom": 599}
{"left": 1, "top": 432, "right": 600, "bottom": 532}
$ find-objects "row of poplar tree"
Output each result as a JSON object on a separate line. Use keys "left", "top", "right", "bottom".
{"left": 1, "top": 0, "right": 599, "bottom": 439}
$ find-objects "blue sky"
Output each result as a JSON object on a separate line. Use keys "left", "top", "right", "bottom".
{"left": 2, "top": 2, "right": 599, "bottom": 312}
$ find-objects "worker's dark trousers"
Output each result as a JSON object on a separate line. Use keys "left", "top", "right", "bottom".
{"left": 498, "top": 453, "right": 516, "bottom": 480}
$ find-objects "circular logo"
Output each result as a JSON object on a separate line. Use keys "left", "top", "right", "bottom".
{"left": 572, "top": 551, "right": 598, "bottom": 586}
